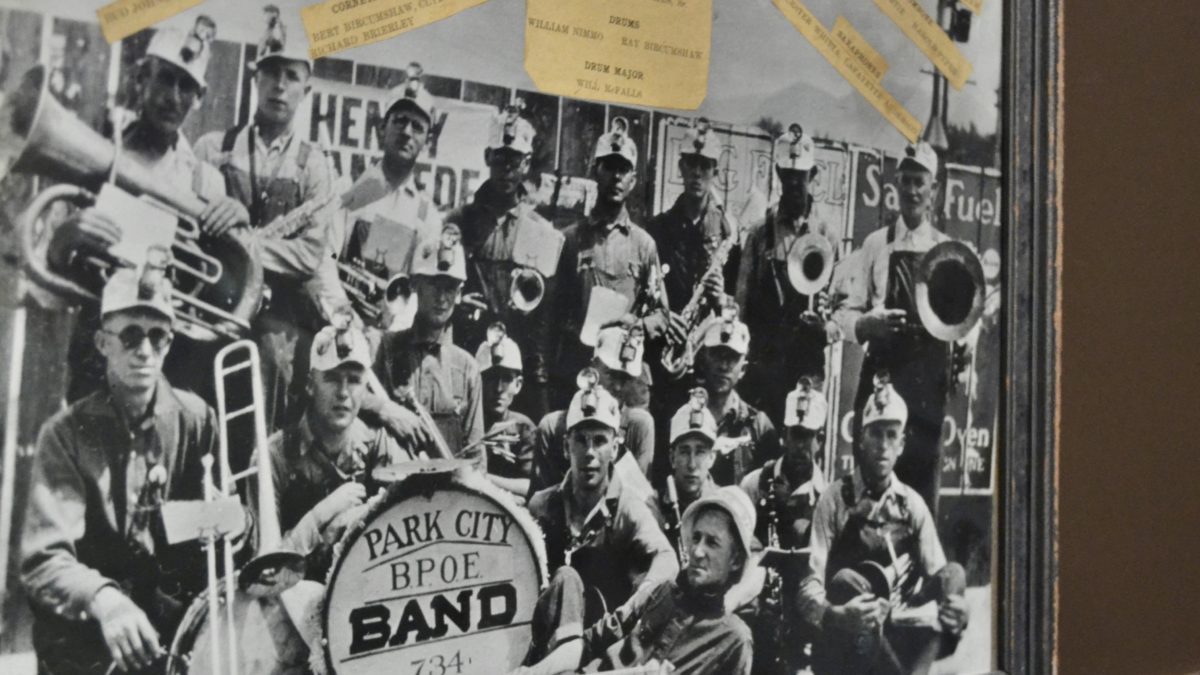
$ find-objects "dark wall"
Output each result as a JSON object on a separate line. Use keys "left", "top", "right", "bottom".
{"left": 1060, "top": 1, "right": 1200, "bottom": 673}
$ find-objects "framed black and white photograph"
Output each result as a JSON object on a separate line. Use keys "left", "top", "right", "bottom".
{"left": 0, "top": 1, "right": 1059, "bottom": 674}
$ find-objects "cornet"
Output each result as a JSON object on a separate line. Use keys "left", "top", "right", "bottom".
{"left": 337, "top": 258, "right": 415, "bottom": 330}
{"left": 2, "top": 65, "right": 263, "bottom": 342}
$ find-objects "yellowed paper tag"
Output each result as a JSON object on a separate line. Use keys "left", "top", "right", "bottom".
{"left": 872, "top": 0, "right": 973, "bottom": 90}
{"left": 525, "top": 0, "right": 712, "bottom": 110}
{"left": 772, "top": 0, "right": 921, "bottom": 143}
{"left": 960, "top": 0, "right": 984, "bottom": 14}
{"left": 832, "top": 16, "right": 889, "bottom": 82}
{"left": 301, "top": 0, "right": 488, "bottom": 60}
{"left": 96, "top": 0, "right": 204, "bottom": 44}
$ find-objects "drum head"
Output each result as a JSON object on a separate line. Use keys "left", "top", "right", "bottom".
{"left": 323, "top": 463, "right": 547, "bottom": 675}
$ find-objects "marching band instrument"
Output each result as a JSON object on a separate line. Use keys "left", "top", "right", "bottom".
{"left": 663, "top": 476, "right": 684, "bottom": 564}
{"left": 508, "top": 266, "right": 545, "bottom": 313}
{"left": 364, "top": 369, "right": 454, "bottom": 461}
{"left": 914, "top": 240, "right": 986, "bottom": 341}
{"left": 5, "top": 65, "right": 264, "bottom": 342}
{"left": 785, "top": 231, "right": 836, "bottom": 321}
{"left": 254, "top": 189, "right": 340, "bottom": 241}
{"left": 336, "top": 259, "right": 414, "bottom": 330}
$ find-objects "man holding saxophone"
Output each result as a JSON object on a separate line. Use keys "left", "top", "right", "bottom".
{"left": 21, "top": 268, "right": 220, "bottom": 675}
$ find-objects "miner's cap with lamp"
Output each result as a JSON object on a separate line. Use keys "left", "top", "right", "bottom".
{"left": 411, "top": 225, "right": 468, "bottom": 281}
{"left": 594, "top": 116, "right": 638, "bottom": 167}
{"left": 595, "top": 325, "right": 645, "bottom": 377}
{"left": 670, "top": 388, "right": 719, "bottom": 445}
{"left": 700, "top": 306, "right": 750, "bottom": 356}
{"left": 143, "top": 16, "right": 217, "bottom": 90}
{"left": 384, "top": 62, "right": 436, "bottom": 123}
{"left": 310, "top": 324, "right": 371, "bottom": 372}
{"left": 488, "top": 100, "right": 536, "bottom": 155}
{"left": 252, "top": 4, "right": 313, "bottom": 72}
{"left": 680, "top": 117, "right": 722, "bottom": 163}
{"left": 101, "top": 256, "right": 175, "bottom": 322}
{"left": 566, "top": 367, "right": 622, "bottom": 431}
{"left": 899, "top": 140, "right": 939, "bottom": 177}
{"left": 475, "top": 322, "right": 523, "bottom": 372}
{"left": 862, "top": 373, "right": 909, "bottom": 428}
{"left": 774, "top": 123, "right": 815, "bottom": 172}
{"left": 680, "top": 486, "right": 758, "bottom": 568}
{"left": 783, "top": 377, "right": 829, "bottom": 431}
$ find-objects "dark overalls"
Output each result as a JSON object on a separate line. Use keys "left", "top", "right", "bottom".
{"left": 853, "top": 224, "right": 951, "bottom": 515}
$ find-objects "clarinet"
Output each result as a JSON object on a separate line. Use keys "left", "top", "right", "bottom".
{"left": 664, "top": 476, "right": 685, "bottom": 565}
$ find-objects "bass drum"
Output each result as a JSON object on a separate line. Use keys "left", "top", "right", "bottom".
{"left": 166, "top": 582, "right": 319, "bottom": 675}
{"left": 323, "top": 462, "right": 547, "bottom": 675}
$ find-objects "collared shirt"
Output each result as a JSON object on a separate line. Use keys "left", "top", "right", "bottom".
{"left": 798, "top": 470, "right": 947, "bottom": 628}
{"left": 646, "top": 194, "right": 739, "bottom": 311}
{"left": 373, "top": 326, "right": 483, "bottom": 457}
{"left": 580, "top": 575, "right": 752, "bottom": 675}
{"left": 833, "top": 215, "right": 951, "bottom": 344}
{"left": 335, "top": 164, "right": 444, "bottom": 280}
{"left": 484, "top": 409, "right": 536, "bottom": 481}
{"left": 262, "top": 414, "right": 413, "bottom": 557}
{"left": 530, "top": 406, "right": 656, "bottom": 494}
{"left": 194, "top": 123, "right": 336, "bottom": 281}
{"left": 709, "top": 391, "right": 779, "bottom": 487}
{"left": 21, "top": 380, "right": 219, "bottom": 621}
{"left": 528, "top": 473, "right": 679, "bottom": 613}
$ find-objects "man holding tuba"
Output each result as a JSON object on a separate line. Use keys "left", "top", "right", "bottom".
{"left": 833, "top": 141, "right": 969, "bottom": 515}
{"left": 49, "top": 21, "right": 253, "bottom": 402}
{"left": 736, "top": 123, "right": 841, "bottom": 426}
{"left": 194, "top": 14, "right": 345, "bottom": 430}
{"left": 21, "top": 268, "right": 221, "bottom": 675}
{"left": 447, "top": 101, "right": 563, "bottom": 420}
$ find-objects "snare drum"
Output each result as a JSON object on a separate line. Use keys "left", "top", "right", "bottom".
{"left": 322, "top": 462, "right": 547, "bottom": 675}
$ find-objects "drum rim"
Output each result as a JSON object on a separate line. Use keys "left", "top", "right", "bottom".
{"left": 319, "top": 464, "right": 548, "bottom": 675}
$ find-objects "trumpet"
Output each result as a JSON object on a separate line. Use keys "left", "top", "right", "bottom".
{"left": 3, "top": 65, "right": 264, "bottom": 342}
{"left": 337, "top": 259, "right": 414, "bottom": 330}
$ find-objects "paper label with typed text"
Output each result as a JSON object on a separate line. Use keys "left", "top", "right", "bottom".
{"left": 872, "top": 0, "right": 973, "bottom": 90}
{"left": 301, "top": 0, "right": 489, "bottom": 60}
{"left": 96, "top": 0, "right": 204, "bottom": 44}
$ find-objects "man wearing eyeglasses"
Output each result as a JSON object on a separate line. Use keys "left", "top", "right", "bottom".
{"left": 21, "top": 267, "right": 221, "bottom": 675}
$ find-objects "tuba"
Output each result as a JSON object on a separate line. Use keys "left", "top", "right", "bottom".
{"left": 1, "top": 65, "right": 263, "bottom": 341}
{"left": 915, "top": 240, "right": 986, "bottom": 341}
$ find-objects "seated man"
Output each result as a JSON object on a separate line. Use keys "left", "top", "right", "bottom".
{"left": 739, "top": 378, "right": 830, "bottom": 674}
{"left": 22, "top": 267, "right": 218, "bottom": 675}
{"left": 259, "top": 324, "right": 413, "bottom": 580}
{"left": 475, "top": 323, "right": 537, "bottom": 499}
{"left": 518, "top": 486, "right": 756, "bottom": 675}
{"left": 799, "top": 377, "right": 970, "bottom": 675}
{"left": 657, "top": 388, "right": 721, "bottom": 554}
{"left": 530, "top": 326, "right": 656, "bottom": 493}
{"left": 526, "top": 372, "right": 678, "bottom": 628}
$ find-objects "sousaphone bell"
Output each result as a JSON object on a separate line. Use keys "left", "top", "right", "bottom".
{"left": 915, "top": 240, "right": 986, "bottom": 341}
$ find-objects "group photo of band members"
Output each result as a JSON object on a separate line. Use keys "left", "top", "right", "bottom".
{"left": 0, "top": 3, "right": 1004, "bottom": 674}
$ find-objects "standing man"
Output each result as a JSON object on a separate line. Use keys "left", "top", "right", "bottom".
{"left": 832, "top": 141, "right": 955, "bottom": 515}
{"left": 22, "top": 268, "right": 220, "bottom": 675}
{"left": 799, "top": 379, "right": 969, "bottom": 675}
{"left": 194, "top": 16, "right": 340, "bottom": 429}
{"left": 369, "top": 226, "right": 485, "bottom": 464}
{"left": 51, "top": 21, "right": 251, "bottom": 402}
{"left": 518, "top": 487, "right": 756, "bottom": 675}
{"left": 474, "top": 323, "right": 538, "bottom": 499}
{"left": 529, "top": 326, "right": 657, "bottom": 493}
{"left": 260, "top": 324, "right": 412, "bottom": 581}
{"left": 448, "top": 102, "right": 563, "bottom": 420}
{"left": 736, "top": 124, "right": 841, "bottom": 425}
{"left": 552, "top": 117, "right": 682, "bottom": 402}
{"left": 526, "top": 373, "right": 678, "bottom": 627}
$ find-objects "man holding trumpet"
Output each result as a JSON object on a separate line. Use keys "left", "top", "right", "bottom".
{"left": 21, "top": 267, "right": 220, "bottom": 675}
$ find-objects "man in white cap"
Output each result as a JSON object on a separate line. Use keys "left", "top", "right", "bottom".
{"left": 22, "top": 267, "right": 220, "bottom": 675}
{"left": 552, "top": 116, "right": 682, "bottom": 403}
{"left": 799, "top": 378, "right": 968, "bottom": 675}
{"left": 448, "top": 100, "right": 563, "bottom": 420}
{"left": 367, "top": 225, "right": 484, "bottom": 463}
{"left": 740, "top": 378, "right": 829, "bottom": 674}
{"left": 661, "top": 310, "right": 778, "bottom": 490}
{"left": 832, "top": 141, "right": 956, "bottom": 515}
{"left": 736, "top": 123, "right": 841, "bottom": 426}
{"left": 474, "top": 323, "right": 537, "bottom": 498}
{"left": 336, "top": 63, "right": 444, "bottom": 301}
{"left": 53, "top": 19, "right": 253, "bottom": 402}
{"left": 529, "top": 326, "right": 656, "bottom": 493}
{"left": 526, "top": 371, "right": 677, "bottom": 633}
{"left": 657, "top": 389, "right": 720, "bottom": 554}
{"left": 194, "top": 10, "right": 344, "bottom": 430}
{"left": 258, "top": 323, "right": 411, "bottom": 581}
{"left": 517, "top": 486, "right": 754, "bottom": 675}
